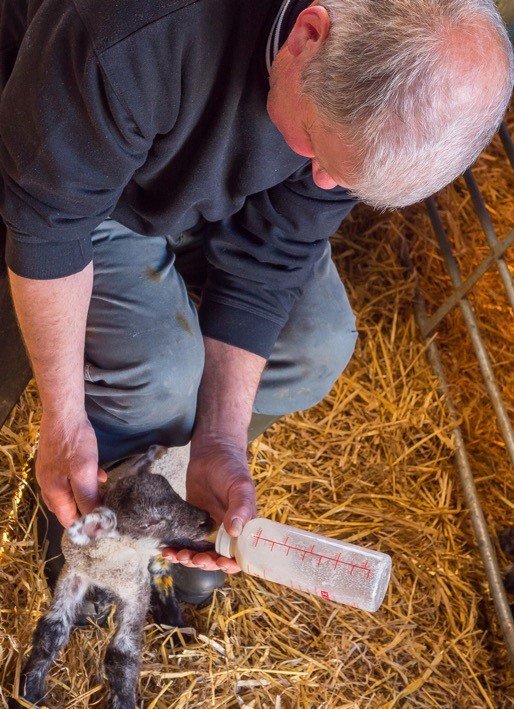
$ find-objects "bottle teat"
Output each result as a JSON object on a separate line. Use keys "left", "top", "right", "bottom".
{"left": 215, "top": 524, "right": 236, "bottom": 558}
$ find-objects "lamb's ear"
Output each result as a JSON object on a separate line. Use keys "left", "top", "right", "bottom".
{"left": 133, "top": 445, "right": 168, "bottom": 476}
{"left": 108, "top": 446, "right": 168, "bottom": 482}
{"left": 146, "top": 444, "right": 168, "bottom": 462}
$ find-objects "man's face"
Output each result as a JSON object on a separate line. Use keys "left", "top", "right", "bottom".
{"left": 267, "top": 51, "right": 359, "bottom": 192}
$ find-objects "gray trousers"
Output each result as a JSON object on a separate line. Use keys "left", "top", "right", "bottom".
{"left": 84, "top": 220, "right": 358, "bottom": 466}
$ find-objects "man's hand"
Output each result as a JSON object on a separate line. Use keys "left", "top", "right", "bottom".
{"left": 161, "top": 337, "right": 265, "bottom": 573}
{"left": 162, "top": 436, "right": 257, "bottom": 573}
{"left": 37, "top": 413, "right": 107, "bottom": 528}
{"left": 8, "top": 264, "right": 97, "bottom": 528}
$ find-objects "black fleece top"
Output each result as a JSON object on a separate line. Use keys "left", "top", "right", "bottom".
{"left": 0, "top": 0, "right": 356, "bottom": 358}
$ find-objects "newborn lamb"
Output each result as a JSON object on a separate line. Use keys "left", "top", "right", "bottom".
{"left": 12, "top": 445, "right": 214, "bottom": 709}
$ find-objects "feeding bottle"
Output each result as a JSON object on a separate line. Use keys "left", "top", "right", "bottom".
{"left": 216, "top": 518, "right": 391, "bottom": 612}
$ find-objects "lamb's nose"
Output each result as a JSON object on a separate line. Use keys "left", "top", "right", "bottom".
{"left": 198, "top": 511, "right": 215, "bottom": 530}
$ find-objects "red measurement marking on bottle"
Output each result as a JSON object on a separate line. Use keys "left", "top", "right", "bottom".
{"left": 321, "top": 590, "right": 330, "bottom": 600}
{"left": 250, "top": 533, "right": 373, "bottom": 580}
{"left": 251, "top": 528, "right": 263, "bottom": 548}
{"left": 301, "top": 545, "right": 314, "bottom": 561}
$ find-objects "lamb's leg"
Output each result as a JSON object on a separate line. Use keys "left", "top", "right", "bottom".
{"left": 149, "top": 556, "right": 185, "bottom": 628}
{"left": 19, "top": 571, "right": 89, "bottom": 706}
{"left": 104, "top": 592, "right": 147, "bottom": 709}
{"left": 67, "top": 507, "right": 117, "bottom": 545}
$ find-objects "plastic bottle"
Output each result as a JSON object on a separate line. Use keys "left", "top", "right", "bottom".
{"left": 216, "top": 518, "right": 391, "bottom": 612}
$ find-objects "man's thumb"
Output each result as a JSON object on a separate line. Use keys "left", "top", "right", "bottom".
{"left": 225, "top": 482, "right": 257, "bottom": 536}
{"left": 70, "top": 473, "right": 101, "bottom": 516}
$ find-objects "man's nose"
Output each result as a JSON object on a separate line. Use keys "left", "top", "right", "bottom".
{"left": 311, "top": 161, "right": 338, "bottom": 190}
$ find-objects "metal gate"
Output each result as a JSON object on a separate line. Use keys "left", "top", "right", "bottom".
{"left": 401, "top": 121, "right": 514, "bottom": 666}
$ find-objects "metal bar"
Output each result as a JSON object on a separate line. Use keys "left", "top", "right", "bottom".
{"left": 499, "top": 122, "right": 514, "bottom": 171}
{"left": 420, "top": 227, "right": 514, "bottom": 337}
{"left": 425, "top": 197, "right": 514, "bottom": 469}
{"left": 463, "top": 169, "right": 514, "bottom": 309}
{"left": 400, "top": 241, "right": 514, "bottom": 667}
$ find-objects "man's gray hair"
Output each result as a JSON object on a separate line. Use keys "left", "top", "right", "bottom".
{"left": 302, "top": 0, "right": 514, "bottom": 209}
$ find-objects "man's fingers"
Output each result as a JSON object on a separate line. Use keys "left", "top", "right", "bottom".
{"left": 216, "top": 558, "right": 240, "bottom": 574}
{"left": 190, "top": 551, "right": 240, "bottom": 574}
{"left": 40, "top": 463, "right": 100, "bottom": 526}
{"left": 43, "top": 486, "right": 80, "bottom": 528}
{"left": 161, "top": 548, "right": 241, "bottom": 574}
{"left": 160, "top": 548, "right": 180, "bottom": 563}
{"left": 55, "top": 505, "right": 81, "bottom": 529}
{"left": 35, "top": 415, "right": 102, "bottom": 525}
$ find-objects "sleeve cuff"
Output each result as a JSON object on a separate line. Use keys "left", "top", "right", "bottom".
{"left": 199, "top": 298, "right": 283, "bottom": 359}
{"left": 5, "top": 231, "right": 93, "bottom": 279}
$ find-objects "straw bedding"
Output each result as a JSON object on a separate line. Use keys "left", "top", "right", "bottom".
{"left": 1, "top": 116, "right": 514, "bottom": 707}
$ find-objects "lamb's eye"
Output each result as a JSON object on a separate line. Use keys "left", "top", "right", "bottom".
{"left": 139, "top": 519, "right": 161, "bottom": 530}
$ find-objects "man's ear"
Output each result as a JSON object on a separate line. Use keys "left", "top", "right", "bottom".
{"left": 287, "top": 5, "right": 331, "bottom": 58}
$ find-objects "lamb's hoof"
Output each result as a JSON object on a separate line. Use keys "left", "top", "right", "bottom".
{"left": 150, "top": 587, "right": 185, "bottom": 628}
{"left": 68, "top": 508, "right": 117, "bottom": 545}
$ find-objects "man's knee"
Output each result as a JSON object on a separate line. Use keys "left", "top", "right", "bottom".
{"left": 255, "top": 316, "right": 358, "bottom": 416}
{"left": 86, "top": 338, "right": 204, "bottom": 465}
{"left": 85, "top": 221, "right": 205, "bottom": 434}
{"left": 307, "top": 312, "right": 357, "bottom": 369}
{"left": 85, "top": 331, "right": 205, "bottom": 431}
{"left": 256, "top": 244, "right": 358, "bottom": 417}
{"left": 289, "top": 317, "right": 358, "bottom": 407}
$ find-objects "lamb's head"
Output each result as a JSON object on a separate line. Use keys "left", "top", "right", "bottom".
{"left": 103, "top": 457, "right": 215, "bottom": 552}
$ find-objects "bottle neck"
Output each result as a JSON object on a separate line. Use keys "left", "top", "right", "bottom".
{"left": 215, "top": 523, "right": 236, "bottom": 558}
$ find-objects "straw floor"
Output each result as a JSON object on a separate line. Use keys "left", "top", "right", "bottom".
{"left": 1, "top": 118, "right": 514, "bottom": 707}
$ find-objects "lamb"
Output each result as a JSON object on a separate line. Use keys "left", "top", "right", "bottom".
{"left": 11, "top": 445, "right": 215, "bottom": 709}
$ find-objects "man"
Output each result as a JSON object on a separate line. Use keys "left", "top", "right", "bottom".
{"left": 1, "top": 0, "right": 512, "bottom": 613}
